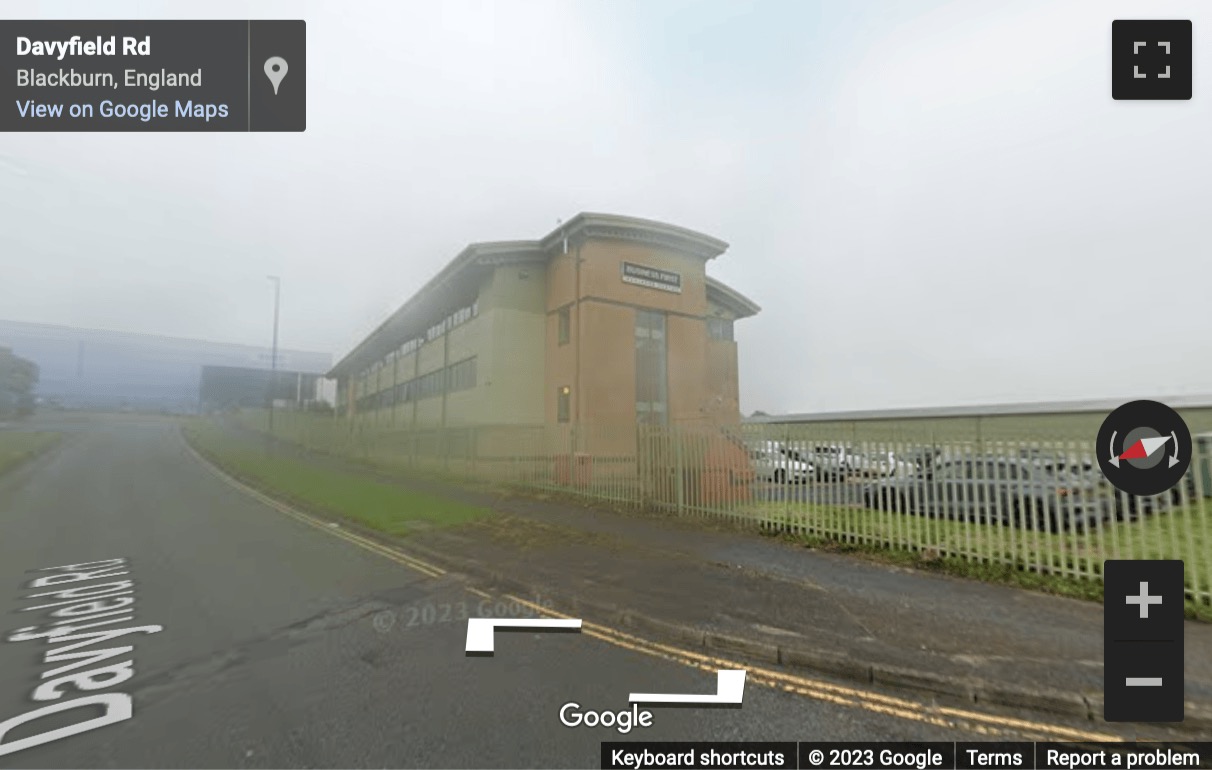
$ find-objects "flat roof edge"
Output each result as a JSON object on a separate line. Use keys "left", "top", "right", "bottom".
{"left": 747, "top": 394, "right": 1212, "bottom": 423}
{"left": 706, "top": 276, "right": 760, "bottom": 318}
{"left": 539, "top": 212, "right": 728, "bottom": 258}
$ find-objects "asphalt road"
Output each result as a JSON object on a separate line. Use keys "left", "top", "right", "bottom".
{"left": 0, "top": 416, "right": 1142, "bottom": 768}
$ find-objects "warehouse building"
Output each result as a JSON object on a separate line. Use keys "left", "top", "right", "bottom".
{"left": 0, "top": 319, "right": 331, "bottom": 414}
{"left": 329, "top": 212, "right": 759, "bottom": 429}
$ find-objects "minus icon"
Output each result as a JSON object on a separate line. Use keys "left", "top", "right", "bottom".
{"left": 1126, "top": 677, "right": 1163, "bottom": 686}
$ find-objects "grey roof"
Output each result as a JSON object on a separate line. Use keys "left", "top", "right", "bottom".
{"left": 0, "top": 318, "right": 331, "bottom": 373}
{"left": 746, "top": 394, "right": 1212, "bottom": 424}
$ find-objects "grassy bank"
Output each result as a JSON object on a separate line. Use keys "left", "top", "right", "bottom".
{"left": 183, "top": 420, "right": 489, "bottom": 536}
{"left": 0, "top": 431, "right": 63, "bottom": 476}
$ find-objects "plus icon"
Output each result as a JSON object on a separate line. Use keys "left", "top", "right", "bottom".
{"left": 1126, "top": 581, "right": 1163, "bottom": 618}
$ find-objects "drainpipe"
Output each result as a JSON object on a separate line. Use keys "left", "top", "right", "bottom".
{"left": 574, "top": 240, "right": 582, "bottom": 427}
{"left": 392, "top": 351, "right": 399, "bottom": 427}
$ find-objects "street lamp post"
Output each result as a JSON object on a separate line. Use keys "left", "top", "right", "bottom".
{"left": 268, "top": 275, "right": 281, "bottom": 437}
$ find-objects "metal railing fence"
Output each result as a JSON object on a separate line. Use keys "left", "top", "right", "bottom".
{"left": 232, "top": 410, "right": 1212, "bottom": 607}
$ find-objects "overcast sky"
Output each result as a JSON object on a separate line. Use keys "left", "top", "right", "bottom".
{"left": 2, "top": 0, "right": 1210, "bottom": 415}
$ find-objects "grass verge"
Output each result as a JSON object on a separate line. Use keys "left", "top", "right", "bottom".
{"left": 0, "top": 431, "right": 63, "bottom": 476}
{"left": 766, "top": 523, "right": 1209, "bottom": 622}
{"left": 182, "top": 420, "right": 489, "bottom": 536}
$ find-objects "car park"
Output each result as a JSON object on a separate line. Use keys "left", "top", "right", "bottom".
{"left": 863, "top": 454, "right": 1112, "bottom": 532}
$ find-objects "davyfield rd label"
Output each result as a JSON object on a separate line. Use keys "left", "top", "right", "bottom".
{"left": 16, "top": 35, "right": 151, "bottom": 58}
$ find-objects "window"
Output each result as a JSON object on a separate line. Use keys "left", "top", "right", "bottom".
{"left": 707, "top": 317, "right": 734, "bottom": 341}
{"left": 557, "top": 386, "right": 571, "bottom": 423}
{"left": 419, "top": 370, "right": 442, "bottom": 399}
{"left": 635, "top": 310, "right": 667, "bottom": 425}
{"left": 557, "top": 306, "right": 570, "bottom": 345}
{"left": 447, "top": 357, "right": 477, "bottom": 393}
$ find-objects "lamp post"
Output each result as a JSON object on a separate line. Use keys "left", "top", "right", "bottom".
{"left": 268, "top": 275, "right": 280, "bottom": 437}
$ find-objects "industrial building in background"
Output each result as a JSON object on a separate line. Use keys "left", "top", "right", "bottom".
{"left": 328, "top": 212, "right": 760, "bottom": 428}
{"left": 0, "top": 346, "right": 38, "bottom": 418}
{"left": 0, "top": 319, "right": 332, "bottom": 414}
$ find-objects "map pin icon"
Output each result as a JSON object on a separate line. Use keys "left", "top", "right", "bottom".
{"left": 264, "top": 56, "right": 288, "bottom": 95}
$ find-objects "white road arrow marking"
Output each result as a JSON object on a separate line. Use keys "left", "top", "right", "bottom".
{"left": 629, "top": 669, "right": 747, "bottom": 706}
{"left": 464, "top": 617, "right": 581, "bottom": 654}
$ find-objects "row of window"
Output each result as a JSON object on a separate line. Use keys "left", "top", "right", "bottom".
{"left": 557, "top": 306, "right": 732, "bottom": 345}
{"left": 356, "top": 300, "right": 480, "bottom": 385}
{"left": 355, "top": 357, "right": 477, "bottom": 412}
{"left": 428, "top": 303, "right": 476, "bottom": 342}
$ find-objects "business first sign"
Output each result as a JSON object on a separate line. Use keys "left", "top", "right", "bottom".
{"left": 621, "top": 262, "right": 682, "bottom": 294}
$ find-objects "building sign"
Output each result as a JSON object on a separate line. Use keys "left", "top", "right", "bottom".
{"left": 621, "top": 262, "right": 682, "bottom": 294}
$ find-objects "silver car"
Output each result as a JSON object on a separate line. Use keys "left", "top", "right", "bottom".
{"left": 747, "top": 441, "right": 814, "bottom": 484}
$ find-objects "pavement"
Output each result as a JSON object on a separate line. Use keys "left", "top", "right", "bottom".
{"left": 221, "top": 420, "right": 1212, "bottom": 733}
{"left": 0, "top": 416, "right": 1207, "bottom": 769}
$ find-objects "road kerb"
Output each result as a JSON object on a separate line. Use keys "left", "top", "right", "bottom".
{"left": 779, "top": 647, "right": 872, "bottom": 684}
{"left": 705, "top": 632, "right": 781, "bottom": 664}
{"left": 972, "top": 684, "right": 1092, "bottom": 720}
{"left": 871, "top": 663, "right": 978, "bottom": 703}
{"left": 620, "top": 612, "right": 707, "bottom": 648}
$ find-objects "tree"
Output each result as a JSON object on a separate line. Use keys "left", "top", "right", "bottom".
{"left": 0, "top": 347, "right": 39, "bottom": 418}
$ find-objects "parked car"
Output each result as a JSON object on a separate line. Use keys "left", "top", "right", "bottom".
{"left": 863, "top": 454, "right": 1111, "bottom": 532}
{"left": 787, "top": 443, "right": 853, "bottom": 481}
{"left": 895, "top": 446, "right": 945, "bottom": 475}
{"left": 1113, "top": 472, "right": 1199, "bottom": 519}
{"left": 850, "top": 448, "right": 915, "bottom": 478}
{"left": 747, "top": 440, "right": 814, "bottom": 484}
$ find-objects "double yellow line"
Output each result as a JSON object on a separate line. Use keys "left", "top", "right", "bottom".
{"left": 186, "top": 437, "right": 1122, "bottom": 743}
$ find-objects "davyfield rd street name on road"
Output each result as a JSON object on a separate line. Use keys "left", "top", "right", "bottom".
{"left": 0, "top": 558, "right": 164, "bottom": 758}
